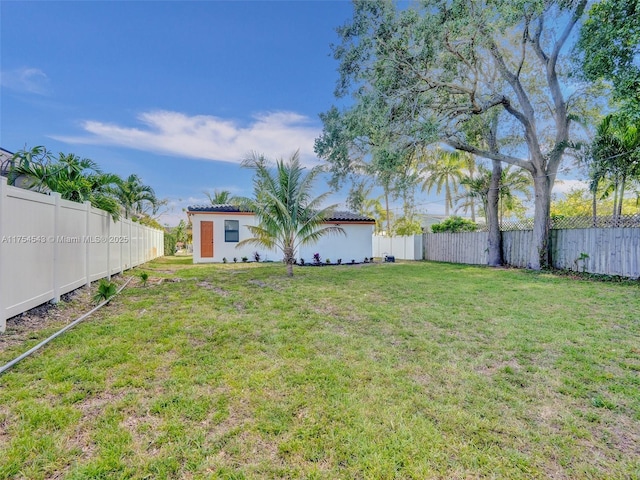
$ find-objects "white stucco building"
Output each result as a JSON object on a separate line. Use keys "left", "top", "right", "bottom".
{"left": 187, "top": 204, "right": 375, "bottom": 264}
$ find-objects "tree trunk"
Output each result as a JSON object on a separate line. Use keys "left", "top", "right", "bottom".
{"left": 612, "top": 177, "right": 619, "bottom": 218}
{"left": 617, "top": 175, "right": 626, "bottom": 218}
{"left": 470, "top": 197, "right": 476, "bottom": 222}
{"left": 487, "top": 160, "right": 503, "bottom": 267}
{"left": 284, "top": 246, "right": 295, "bottom": 277}
{"left": 384, "top": 189, "right": 391, "bottom": 235}
{"left": 592, "top": 183, "right": 597, "bottom": 227}
{"left": 529, "top": 174, "right": 552, "bottom": 270}
{"left": 445, "top": 183, "right": 450, "bottom": 217}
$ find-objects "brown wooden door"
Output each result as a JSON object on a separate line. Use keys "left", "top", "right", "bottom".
{"left": 200, "top": 221, "right": 214, "bottom": 258}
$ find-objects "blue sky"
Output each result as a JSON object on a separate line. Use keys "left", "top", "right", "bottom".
{"left": 1, "top": 0, "right": 363, "bottom": 225}
{"left": 1, "top": 1, "right": 584, "bottom": 226}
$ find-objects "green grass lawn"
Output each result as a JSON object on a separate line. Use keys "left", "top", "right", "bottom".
{"left": 1, "top": 258, "right": 639, "bottom": 479}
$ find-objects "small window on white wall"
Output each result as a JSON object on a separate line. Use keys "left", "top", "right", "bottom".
{"left": 225, "top": 220, "right": 239, "bottom": 242}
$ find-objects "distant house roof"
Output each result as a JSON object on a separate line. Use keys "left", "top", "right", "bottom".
{"left": 0, "top": 148, "right": 15, "bottom": 177}
{"left": 188, "top": 204, "right": 253, "bottom": 213}
{"left": 187, "top": 204, "right": 376, "bottom": 223}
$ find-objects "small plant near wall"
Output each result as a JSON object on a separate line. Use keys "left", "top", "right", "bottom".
{"left": 351, "top": 259, "right": 355, "bottom": 264}
{"left": 222, "top": 257, "right": 228, "bottom": 264}
{"left": 575, "top": 252, "right": 589, "bottom": 273}
{"left": 233, "top": 257, "right": 238, "bottom": 263}
{"left": 139, "top": 271, "right": 149, "bottom": 287}
{"left": 254, "top": 251, "right": 261, "bottom": 262}
{"left": 313, "top": 253, "right": 321, "bottom": 264}
{"left": 364, "top": 257, "right": 370, "bottom": 263}
{"left": 93, "top": 278, "right": 117, "bottom": 304}
{"left": 326, "top": 258, "right": 331, "bottom": 264}
{"left": 299, "top": 258, "right": 305, "bottom": 265}
{"left": 337, "top": 259, "right": 342, "bottom": 265}
{"left": 241, "top": 256, "right": 248, "bottom": 263}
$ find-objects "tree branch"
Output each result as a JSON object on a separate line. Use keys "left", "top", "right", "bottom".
{"left": 444, "top": 137, "right": 533, "bottom": 172}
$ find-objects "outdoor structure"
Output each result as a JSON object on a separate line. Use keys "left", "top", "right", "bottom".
{"left": 187, "top": 205, "right": 376, "bottom": 264}
{"left": 0, "top": 147, "right": 14, "bottom": 178}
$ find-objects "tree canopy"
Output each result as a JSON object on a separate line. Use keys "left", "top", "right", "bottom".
{"left": 576, "top": 0, "right": 640, "bottom": 115}
{"left": 318, "top": 0, "right": 593, "bottom": 269}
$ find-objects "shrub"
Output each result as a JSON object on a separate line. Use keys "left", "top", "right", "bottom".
{"left": 222, "top": 257, "right": 228, "bottom": 264}
{"left": 241, "top": 256, "right": 248, "bottom": 263}
{"left": 164, "top": 231, "right": 176, "bottom": 256}
{"left": 139, "top": 271, "right": 149, "bottom": 287}
{"left": 93, "top": 278, "right": 117, "bottom": 304}
{"left": 233, "top": 257, "right": 238, "bottom": 263}
{"left": 299, "top": 258, "right": 305, "bottom": 265}
{"left": 254, "top": 251, "right": 261, "bottom": 262}
{"left": 337, "top": 259, "right": 342, "bottom": 265}
{"left": 431, "top": 216, "right": 478, "bottom": 233}
{"left": 313, "top": 253, "right": 321, "bottom": 264}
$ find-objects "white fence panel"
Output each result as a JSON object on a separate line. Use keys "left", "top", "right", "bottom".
{"left": 131, "top": 222, "right": 141, "bottom": 267}
{"left": 372, "top": 234, "right": 423, "bottom": 260}
{"left": 0, "top": 184, "right": 56, "bottom": 320}
{"left": 88, "top": 207, "right": 109, "bottom": 283}
{"left": 109, "top": 216, "right": 122, "bottom": 276}
{"left": 56, "top": 198, "right": 89, "bottom": 298}
{"left": 0, "top": 176, "right": 164, "bottom": 332}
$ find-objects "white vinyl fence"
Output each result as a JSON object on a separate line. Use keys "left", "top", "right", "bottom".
{"left": 372, "top": 234, "right": 423, "bottom": 260}
{"left": 423, "top": 228, "right": 640, "bottom": 278}
{"left": 0, "top": 177, "right": 164, "bottom": 332}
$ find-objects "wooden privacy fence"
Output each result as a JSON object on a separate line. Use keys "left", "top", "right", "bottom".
{"left": 423, "top": 228, "right": 640, "bottom": 278}
{"left": 0, "top": 177, "right": 164, "bottom": 332}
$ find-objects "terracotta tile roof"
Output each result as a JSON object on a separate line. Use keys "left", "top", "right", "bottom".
{"left": 187, "top": 205, "right": 375, "bottom": 223}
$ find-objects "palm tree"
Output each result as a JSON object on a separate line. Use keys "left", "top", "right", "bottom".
{"left": 113, "top": 174, "right": 158, "bottom": 219}
{"left": 459, "top": 165, "right": 492, "bottom": 219}
{"left": 456, "top": 153, "right": 479, "bottom": 221}
{"left": 498, "top": 165, "right": 532, "bottom": 223}
{"left": 10, "top": 148, "right": 122, "bottom": 219}
{"left": 458, "top": 164, "right": 532, "bottom": 224}
{"left": 420, "top": 148, "right": 466, "bottom": 216}
{"left": 347, "top": 181, "right": 385, "bottom": 234}
{"left": 237, "top": 150, "right": 345, "bottom": 276}
{"left": 204, "top": 189, "right": 236, "bottom": 205}
{"left": 590, "top": 114, "right": 640, "bottom": 219}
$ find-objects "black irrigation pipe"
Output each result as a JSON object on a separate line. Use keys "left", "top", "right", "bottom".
{"left": 0, "top": 276, "right": 133, "bottom": 376}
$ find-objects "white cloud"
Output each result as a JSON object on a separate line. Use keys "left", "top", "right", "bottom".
{"left": 0, "top": 67, "right": 50, "bottom": 95}
{"left": 52, "top": 110, "right": 322, "bottom": 166}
